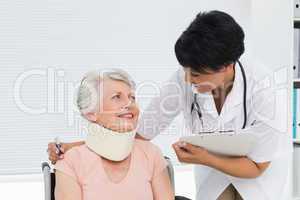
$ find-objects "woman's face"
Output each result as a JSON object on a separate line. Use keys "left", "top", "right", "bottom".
{"left": 86, "top": 78, "right": 139, "bottom": 133}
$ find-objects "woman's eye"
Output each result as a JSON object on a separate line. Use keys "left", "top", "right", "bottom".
{"left": 130, "top": 96, "right": 136, "bottom": 101}
{"left": 112, "top": 94, "right": 121, "bottom": 99}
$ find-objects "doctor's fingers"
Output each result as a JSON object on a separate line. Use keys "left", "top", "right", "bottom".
{"left": 182, "top": 142, "right": 206, "bottom": 154}
{"left": 172, "top": 144, "right": 194, "bottom": 163}
{"left": 173, "top": 141, "right": 203, "bottom": 154}
{"left": 47, "top": 143, "right": 64, "bottom": 163}
{"left": 48, "top": 152, "right": 63, "bottom": 164}
{"left": 47, "top": 142, "right": 65, "bottom": 154}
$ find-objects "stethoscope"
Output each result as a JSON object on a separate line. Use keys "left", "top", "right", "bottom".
{"left": 190, "top": 60, "right": 247, "bottom": 130}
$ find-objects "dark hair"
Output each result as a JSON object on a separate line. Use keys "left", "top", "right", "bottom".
{"left": 175, "top": 10, "right": 245, "bottom": 73}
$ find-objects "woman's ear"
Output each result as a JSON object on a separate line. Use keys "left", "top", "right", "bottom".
{"left": 84, "top": 112, "right": 97, "bottom": 122}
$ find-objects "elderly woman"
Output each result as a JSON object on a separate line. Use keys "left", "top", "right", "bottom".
{"left": 53, "top": 69, "right": 174, "bottom": 200}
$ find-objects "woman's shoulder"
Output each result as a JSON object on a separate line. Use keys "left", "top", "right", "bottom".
{"left": 62, "top": 144, "right": 98, "bottom": 165}
{"left": 134, "top": 139, "right": 160, "bottom": 150}
{"left": 54, "top": 144, "right": 100, "bottom": 184}
{"left": 133, "top": 139, "right": 168, "bottom": 180}
{"left": 134, "top": 139, "right": 165, "bottom": 161}
{"left": 64, "top": 143, "right": 85, "bottom": 155}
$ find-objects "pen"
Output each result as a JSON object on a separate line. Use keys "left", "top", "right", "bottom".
{"left": 54, "top": 137, "right": 63, "bottom": 156}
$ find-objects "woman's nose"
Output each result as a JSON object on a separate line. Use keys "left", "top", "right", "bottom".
{"left": 122, "top": 98, "right": 134, "bottom": 110}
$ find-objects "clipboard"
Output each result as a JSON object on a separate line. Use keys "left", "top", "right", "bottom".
{"left": 179, "top": 131, "right": 258, "bottom": 157}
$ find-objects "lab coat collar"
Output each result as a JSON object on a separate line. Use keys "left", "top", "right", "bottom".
{"left": 224, "top": 61, "right": 245, "bottom": 108}
{"left": 197, "top": 62, "right": 246, "bottom": 114}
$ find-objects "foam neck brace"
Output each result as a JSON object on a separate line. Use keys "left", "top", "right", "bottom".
{"left": 86, "top": 122, "right": 136, "bottom": 161}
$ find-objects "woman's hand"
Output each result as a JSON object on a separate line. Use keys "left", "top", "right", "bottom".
{"left": 172, "top": 141, "right": 213, "bottom": 165}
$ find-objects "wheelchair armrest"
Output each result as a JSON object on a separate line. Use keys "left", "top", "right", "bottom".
{"left": 175, "top": 196, "right": 192, "bottom": 200}
{"left": 42, "top": 162, "right": 51, "bottom": 171}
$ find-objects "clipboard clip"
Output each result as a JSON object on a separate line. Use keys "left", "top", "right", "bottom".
{"left": 196, "top": 130, "right": 235, "bottom": 135}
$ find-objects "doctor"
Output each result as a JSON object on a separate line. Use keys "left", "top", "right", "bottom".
{"left": 48, "top": 11, "right": 290, "bottom": 200}
{"left": 137, "top": 11, "right": 289, "bottom": 200}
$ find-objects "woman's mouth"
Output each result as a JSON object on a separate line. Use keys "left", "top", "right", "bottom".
{"left": 117, "top": 113, "right": 134, "bottom": 119}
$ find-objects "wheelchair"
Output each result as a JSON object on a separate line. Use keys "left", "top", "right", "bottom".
{"left": 41, "top": 157, "right": 191, "bottom": 200}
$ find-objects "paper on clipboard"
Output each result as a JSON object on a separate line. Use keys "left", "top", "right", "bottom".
{"left": 179, "top": 131, "right": 258, "bottom": 157}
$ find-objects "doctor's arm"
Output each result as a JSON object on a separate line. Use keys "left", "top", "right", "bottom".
{"left": 136, "top": 69, "right": 186, "bottom": 140}
{"left": 173, "top": 103, "right": 279, "bottom": 179}
{"left": 47, "top": 132, "right": 154, "bottom": 164}
{"left": 173, "top": 142, "right": 270, "bottom": 178}
{"left": 173, "top": 110, "right": 279, "bottom": 179}
{"left": 202, "top": 122, "right": 279, "bottom": 178}
{"left": 207, "top": 153, "right": 270, "bottom": 178}
{"left": 47, "top": 133, "right": 147, "bottom": 163}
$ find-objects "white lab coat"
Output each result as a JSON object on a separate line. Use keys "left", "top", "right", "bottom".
{"left": 137, "top": 62, "right": 292, "bottom": 200}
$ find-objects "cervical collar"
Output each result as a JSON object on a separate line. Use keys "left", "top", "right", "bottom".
{"left": 86, "top": 122, "right": 136, "bottom": 161}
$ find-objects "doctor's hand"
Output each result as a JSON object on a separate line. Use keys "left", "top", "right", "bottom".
{"left": 47, "top": 141, "right": 85, "bottom": 164}
{"left": 47, "top": 142, "right": 68, "bottom": 165}
{"left": 172, "top": 141, "right": 214, "bottom": 165}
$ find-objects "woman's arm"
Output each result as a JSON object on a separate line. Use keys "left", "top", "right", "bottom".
{"left": 55, "top": 170, "right": 82, "bottom": 200}
{"left": 151, "top": 168, "right": 174, "bottom": 200}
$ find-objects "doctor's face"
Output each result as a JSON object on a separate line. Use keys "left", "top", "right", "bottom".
{"left": 184, "top": 67, "right": 230, "bottom": 93}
